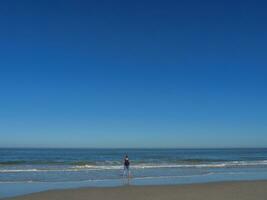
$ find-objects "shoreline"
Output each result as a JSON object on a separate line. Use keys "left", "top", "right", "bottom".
{"left": 4, "top": 180, "right": 267, "bottom": 200}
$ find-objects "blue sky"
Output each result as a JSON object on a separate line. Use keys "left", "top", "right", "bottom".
{"left": 0, "top": 0, "right": 267, "bottom": 148}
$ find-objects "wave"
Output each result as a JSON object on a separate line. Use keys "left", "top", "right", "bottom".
{"left": 0, "top": 161, "right": 68, "bottom": 165}
{"left": 0, "top": 159, "right": 258, "bottom": 166}
{"left": 0, "top": 160, "right": 119, "bottom": 166}
{"left": 0, "top": 161, "right": 29, "bottom": 165}
{"left": 1, "top": 160, "right": 267, "bottom": 173}
{"left": 73, "top": 160, "right": 267, "bottom": 170}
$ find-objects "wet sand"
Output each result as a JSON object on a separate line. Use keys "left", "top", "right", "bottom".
{"left": 4, "top": 180, "right": 267, "bottom": 200}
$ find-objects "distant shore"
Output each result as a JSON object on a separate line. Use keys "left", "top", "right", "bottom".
{"left": 4, "top": 180, "right": 267, "bottom": 200}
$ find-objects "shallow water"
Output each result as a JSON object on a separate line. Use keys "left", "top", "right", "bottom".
{"left": 1, "top": 148, "right": 267, "bottom": 198}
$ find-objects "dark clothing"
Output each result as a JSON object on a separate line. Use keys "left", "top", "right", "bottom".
{"left": 123, "top": 157, "right": 130, "bottom": 180}
{"left": 124, "top": 159, "right": 130, "bottom": 167}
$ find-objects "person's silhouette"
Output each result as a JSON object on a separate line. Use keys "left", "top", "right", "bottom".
{"left": 123, "top": 155, "right": 130, "bottom": 184}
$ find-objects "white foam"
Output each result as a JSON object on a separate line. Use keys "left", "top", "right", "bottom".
{"left": 1, "top": 160, "right": 267, "bottom": 173}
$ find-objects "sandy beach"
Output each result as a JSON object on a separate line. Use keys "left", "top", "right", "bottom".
{"left": 4, "top": 180, "right": 267, "bottom": 200}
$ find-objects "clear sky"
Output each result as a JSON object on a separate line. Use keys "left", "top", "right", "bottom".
{"left": 0, "top": 0, "right": 267, "bottom": 148}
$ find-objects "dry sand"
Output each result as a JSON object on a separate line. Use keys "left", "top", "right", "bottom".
{"left": 5, "top": 180, "right": 267, "bottom": 200}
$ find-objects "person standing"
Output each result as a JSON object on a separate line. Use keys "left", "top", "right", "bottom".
{"left": 123, "top": 155, "right": 131, "bottom": 183}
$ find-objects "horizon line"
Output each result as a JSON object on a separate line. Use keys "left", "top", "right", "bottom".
{"left": 1, "top": 146, "right": 267, "bottom": 149}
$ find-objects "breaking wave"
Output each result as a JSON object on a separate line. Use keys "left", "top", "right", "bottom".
{"left": 1, "top": 160, "right": 267, "bottom": 173}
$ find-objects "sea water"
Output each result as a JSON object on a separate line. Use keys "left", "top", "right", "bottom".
{"left": 1, "top": 148, "right": 267, "bottom": 198}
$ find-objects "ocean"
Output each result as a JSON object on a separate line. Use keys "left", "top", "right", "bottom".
{"left": 1, "top": 148, "right": 267, "bottom": 198}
